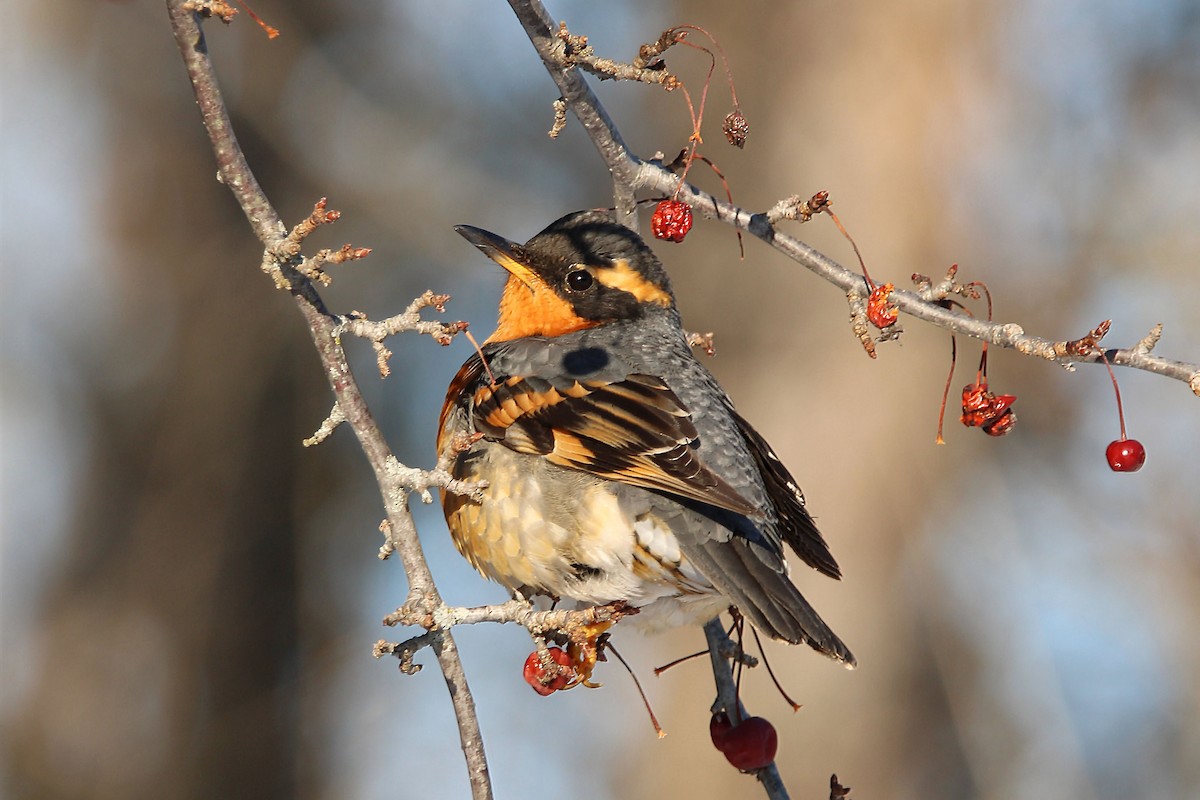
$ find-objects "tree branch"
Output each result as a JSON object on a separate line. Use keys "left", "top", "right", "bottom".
{"left": 383, "top": 598, "right": 635, "bottom": 634}
{"left": 165, "top": 4, "right": 492, "bottom": 798}
{"left": 506, "top": 0, "right": 1200, "bottom": 396}
{"left": 705, "top": 620, "right": 791, "bottom": 800}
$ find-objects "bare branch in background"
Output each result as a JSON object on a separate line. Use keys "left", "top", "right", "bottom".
{"left": 507, "top": 0, "right": 1200, "bottom": 396}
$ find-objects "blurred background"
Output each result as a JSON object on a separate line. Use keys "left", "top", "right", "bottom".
{"left": 4, "top": 1, "right": 1199, "bottom": 798}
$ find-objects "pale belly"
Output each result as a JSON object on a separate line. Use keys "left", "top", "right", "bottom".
{"left": 442, "top": 443, "right": 729, "bottom": 631}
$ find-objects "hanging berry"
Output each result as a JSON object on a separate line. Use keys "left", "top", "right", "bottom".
{"left": 1097, "top": 347, "right": 1146, "bottom": 472}
{"left": 709, "top": 714, "right": 778, "bottom": 771}
{"left": 1106, "top": 438, "right": 1146, "bottom": 472}
{"left": 522, "top": 648, "right": 576, "bottom": 696}
{"left": 723, "top": 110, "right": 749, "bottom": 148}
{"left": 651, "top": 199, "right": 693, "bottom": 242}
{"left": 1073, "top": 321, "right": 1147, "bottom": 473}
{"left": 960, "top": 382, "right": 1017, "bottom": 436}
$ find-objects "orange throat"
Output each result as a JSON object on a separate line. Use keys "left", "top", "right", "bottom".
{"left": 486, "top": 275, "right": 599, "bottom": 342}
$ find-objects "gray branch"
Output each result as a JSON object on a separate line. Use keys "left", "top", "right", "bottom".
{"left": 705, "top": 620, "right": 791, "bottom": 800}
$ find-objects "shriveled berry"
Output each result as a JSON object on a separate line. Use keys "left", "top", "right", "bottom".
{"left": 522, "top": 648, "right": 575, "bottom": 696}
{"left": 961, "top": 383, "right": 1017, "bottom": 436}
{"left": 866, "top": 283, "right": 898, "bottom": 328}
{"left": 723, "top": 110, "right": 749, "bottom": 148}
{"left": 720, "top": 716, "right": 778, "bottom": 771}
{"left": 651, "top": 199, "right": 693, "bottom": 243}
{"left": 1106, "top": 439, "right": 1146, "bottom": 472}
{"left": 982, "top": 404, "right": 1018, "bottom": 437}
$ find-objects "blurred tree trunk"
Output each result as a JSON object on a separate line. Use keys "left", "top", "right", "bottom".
{"left": 5, "top": 5, "right": 322, "bottom": 798}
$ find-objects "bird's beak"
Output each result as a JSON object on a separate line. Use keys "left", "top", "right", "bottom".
{"left": 454, "top": 224, "right": 540, "bottom": 289}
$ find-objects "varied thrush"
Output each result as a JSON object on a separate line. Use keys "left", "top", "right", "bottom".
{"left": 438, "top": 210, "right": 854, "bottom": 667}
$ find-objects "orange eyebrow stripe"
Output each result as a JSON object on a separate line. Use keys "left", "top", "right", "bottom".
{"left": 593, "top": 259, "right": 672, "bottom": 307}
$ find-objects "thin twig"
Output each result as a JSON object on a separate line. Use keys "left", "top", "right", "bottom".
{"left": 338, "top": 291, "right": 469, "bottom": 376}
{"left": 303, "top": 402, "right": 345, "bottom": 447}
{"left": 556, "top": 22, "right": 682, "bottom": 89}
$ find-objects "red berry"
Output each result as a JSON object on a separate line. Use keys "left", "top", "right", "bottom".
{"left": 650, "top": 199, "right": 693, "bottom": 243}
{"left": 709, "top": 712, "right": 734, "bottom": 752}
{"left": 522, "top": 648, "right": 575, "bottom": 696}
{"left": 718, "top": 716, "right": 778, "bottom": 771}
{"left": 1106, "top": 438, "right": 1146, "bottom": 472}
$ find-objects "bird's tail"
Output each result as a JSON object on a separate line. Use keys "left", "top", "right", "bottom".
{"left": 687, "top": 539, "right": 856, "bottom": 667}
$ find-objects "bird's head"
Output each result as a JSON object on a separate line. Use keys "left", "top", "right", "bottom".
{"left": 455, "top": 210, "right": 676, "bottom": 343}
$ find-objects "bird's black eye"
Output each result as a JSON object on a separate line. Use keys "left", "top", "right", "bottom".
{"left": 565, "top": 268, "right": 594, "bottom": 293}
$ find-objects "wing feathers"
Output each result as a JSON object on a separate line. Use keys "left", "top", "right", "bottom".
{"left": 474, "top": 374, "right": 757, "bottom": 515}
{"left": 730, "top": 410, "right": 842, "bottom": 579}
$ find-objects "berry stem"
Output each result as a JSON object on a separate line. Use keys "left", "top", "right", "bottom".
{"left": 693, "top": 153, "right": 745, "bottom": 257}
{"left": 749, "top": 627, "right": 802, "bottom": 712}
{"left": 671, "top": 140, "right": 700, "bottom": 200}
{"left": 672, "top": 24, "right": 741, "bottom": 111}
{"left": 966, "top": 281, "right": 993, "bottom": 323}
{"left": 606, "top": 642, "right": 665, "bottom": 738}
{"left": 970, "top": 282, "right": 994, "bottom": 385}
{"left": 1097, "top": 348, "right": 1128, "bottom": 440}
{"left": 936, "top": 335, "right": 958, "bottom": 445}
{"left": 234, "top": 0, "right": 280, "bottom": 38}
{"left": 463, "top": 330, "right": 498, "bottom": 386}
{"left": 823, "top": 207, "right": 876, "bottom": 290}
{"left": 653, "top": 648, "right": 709, "bottom": 676}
